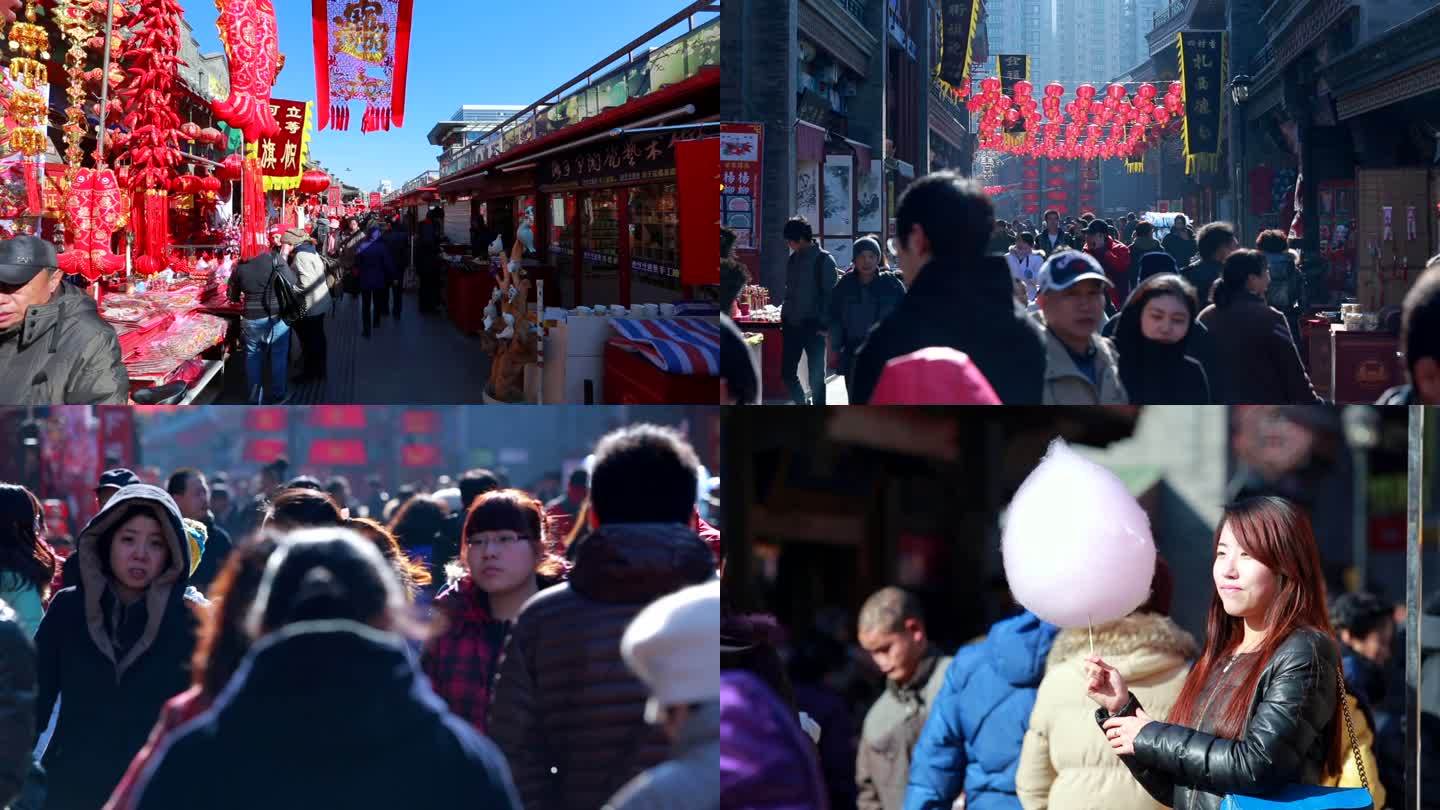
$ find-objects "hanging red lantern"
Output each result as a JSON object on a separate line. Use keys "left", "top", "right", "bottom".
{"left": 1013, "top": 80, "right": 1033, "bottom": 98}
{"left": 180, "top": 121, "right": 201, "bottom": 142}
{"left": 170, "top": 172, "right": 201, "bottom": 194}
{"left": 199, "top": 126, "right": 224, "bottom": 147}
{"left": 298, "top": 169, "right": 331, "bottom": 195}
{"left": 199, "top": 171, "right": 222, "bottom": 195}
{"left": 1075, "top": 84, "right": 1097, "bottom": 100}
{"left": 1106, "top": 83, "right": 1127, "bottom": 102}
{"left": 216, "top": 152, "right": 243, "bottom": 181}
{"left": 980, "top": 76, "right": 1001, "bottom": 96}
{"left": 1137, "top": 83, "right": 1157, "bottom": 100}
{"left": 1153, "top": 107, "right": 1171, "bottom": 126}
{"left": 1044, "top": 82, "right": 1064, "bottom": 98}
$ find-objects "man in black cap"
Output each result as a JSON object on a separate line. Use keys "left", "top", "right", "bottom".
{"left": 95, "top": 467, "right": 140, "bottom": 512}
{"left": 0, "top": 235, "right": 129, "bottom": 404}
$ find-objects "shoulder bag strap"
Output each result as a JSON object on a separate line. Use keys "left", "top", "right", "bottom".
{"left": 1335, "top": 664, "right": 1370, "bottom": 791}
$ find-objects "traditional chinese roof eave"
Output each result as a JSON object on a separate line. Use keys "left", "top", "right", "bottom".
{"left": 436, "top": 66, "right": 718, "bottom": 194}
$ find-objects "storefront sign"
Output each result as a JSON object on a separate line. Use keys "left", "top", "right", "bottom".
{"left": 936, "top": 0, "right": 979, "bottom": 90}
{"left": 1177, "top": 31, "right": 1226, "bottom": 175}
{"left": 997, "top": 54, "right": 1029, "bottom": 139}
{"left": 722, "top": 123, "right": 763, "bottom": 251}
{"left": 633, "top": 258, "right": 679, "bottom": 279}
{"left": 369, "top": 191, "right": 382, "bottom": 209}
{"left": 541, "top": 128, "right": 708, "bottom": 191}
{"left": 253, "top": 98, "right": 309, "bottom": 181}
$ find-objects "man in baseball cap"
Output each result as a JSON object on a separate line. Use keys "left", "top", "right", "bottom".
{"left": 1035, "top": 250, "right": 1128, "bottom": 405}
{"left": 0, "top": 235, "right": 129, "bottom": 404}
{"left": 605, "top": 579, "right": 719, "bottom": 810}
{"left": 96, "top": 468, "right": 141, "bottom": 511}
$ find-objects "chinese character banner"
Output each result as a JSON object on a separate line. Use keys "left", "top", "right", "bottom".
{"left": 1177, "top": 31, "right": 1226, "bottom": 176}
{"left": 721, "top": 122, "right": 762, "bottom": 251}
{"left": 312, "top": 0, "right": 414, "bottom": 133}
{"left": 247, "top": 99, "right": 313, "bottom": 191}
{"left": 998, "top": 54, "right": 1030, "bottom": 144}
{"left": 936, "top": 0, "right": 980, "bottom": 93}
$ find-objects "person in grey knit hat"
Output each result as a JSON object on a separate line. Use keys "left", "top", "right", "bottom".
{"left": 828, "top": 234, "right": 906, "bottom": 398}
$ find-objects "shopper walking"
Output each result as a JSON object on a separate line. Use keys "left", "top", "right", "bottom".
{"left": 849, "top": 172, "right": 1047, "bottom": 405}
{"left": 1111, "top": 274, "right": 1213, "bottom": 403}
{"left": 0, "top": 483, "right": 56, "bottom": 635}
{"left": 384, "top": 219, "right": 409, "bottom": 320}
{"left": 780, "top": 216, "right": 838, "bottom": 405}
{"left": 1018, "top": 560, "right": 1196, "bottom": 810}
{"left": 422, "top": 489, "right": 568, "bottom": 734}
{"left": 1086, "top": 496, "right": 1355, "bottom": 810}
{"left": 1037, "top": 210, "right": 1067, "bottom": 255}
{"left": 353, "top": 226, "right": 396, "bottom": 339}
{"left": 129, "top": 529, "right": 522, "bottom": 810}
{"left": 164, "top": 468, "right": 232, "bottom": 590}
{"left": 488, "top": 425, "right": 716, "bottom": 810}
{"left": 1034, "top": 252, "right": 1128, "bottom": 405}
{"left": 1082, "top": 220, "right": 1132, "bottom": 309}
{"left": 228, "top": 240, "right": 300, "bottom": 404}
{"left": 283, "top": 229, "right": 331, "bottom": 384}
{"left": 829, "top": 235, "right": 906, "bottom": 395}
{"left": 1162, "top": 215, "right": 1197, "bottom": 268}
{"left": 33, "top": 484, "right": 203, "bottom": 810}
{"left": 1198, "top": 249, "right": 1321, "bottom": 403}
{"left": 1183, "top": 222, "right": 1239, "bottom": 306}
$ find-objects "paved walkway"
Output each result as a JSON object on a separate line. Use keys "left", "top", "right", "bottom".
{"left": 216, "top": 287, "right": 494, "bottom": 404}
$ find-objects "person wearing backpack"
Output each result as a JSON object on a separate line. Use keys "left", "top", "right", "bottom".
{"left": 283, "top": 229, "right": 332, "bottom": 384}
{"left": 227, "top": 236, "right": 303, "bottom": 404}
{"left": 781, "top": 216, "right": 838, "bottom": 405}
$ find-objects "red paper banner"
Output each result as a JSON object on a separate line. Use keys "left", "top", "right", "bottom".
{"left": 676, "top": 136, "right": 719, "bottom": 287}
{"left": 96, "top": 406, "right": 136, "bottom": 470}
{"left": 312, "top": 0, "right": 414, "bottom": 132}
{"left": 400, "top": 410, "right": 440, "bottom": 434}
{"left": 310, "top": 405, "right": 367, "bottom": 429}
{"left": 720, "top": 123, "right": 762, "bottom": 252}
{"left": 246, "top": 407, "right": 289, "bottom": 432}
{"left": 308, "top": 438, "right": 368, "bottom": 466}
{"left": 254, "top": 98, "right": 308, "bottom": 178}
{"left": 244, "top": 438, "right": 289, "bottom": 463}
{"left": 401, "top": 444, "right": 442, "bottom": 468}
{"left": 369, "top": 191, "right": 381, "bottom": 209}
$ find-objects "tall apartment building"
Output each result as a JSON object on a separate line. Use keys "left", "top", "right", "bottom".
{"left": 983, "top": 0, "right": 1046, "bottom": 81}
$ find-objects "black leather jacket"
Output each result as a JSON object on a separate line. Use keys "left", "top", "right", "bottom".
{"left": 1096, "top": 628, "right": 1341, "bottom": 810}
{"left": 0, "top": 598, "right": 36, "bottom": 809}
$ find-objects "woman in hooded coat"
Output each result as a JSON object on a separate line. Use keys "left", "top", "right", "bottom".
{"left": 1110, "top": 274, "right": 1213, "bottom": 404}
{"left": 422, "top": 489, "right": 568, "bottom": 734}
{"left": 34, "top": 484, "right": 202, "bottom": 810}
{"left": 131, "top": 529, "right": 521, "bottom": 810}
{"left": 1017, "top": 561, "right": 1198, "bottom": 810}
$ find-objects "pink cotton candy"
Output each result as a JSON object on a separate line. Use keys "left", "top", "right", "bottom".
{"left": 1002, "top": 439, "right": 1156, "bottom": 628}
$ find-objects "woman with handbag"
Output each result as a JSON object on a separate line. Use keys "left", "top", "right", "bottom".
{"left": 1083, "top": 496, "right": 1375, "bottom": 810}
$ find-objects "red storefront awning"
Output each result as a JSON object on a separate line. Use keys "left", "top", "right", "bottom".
{"left": 437, "top": 66, "right": 719, "bottom": 194}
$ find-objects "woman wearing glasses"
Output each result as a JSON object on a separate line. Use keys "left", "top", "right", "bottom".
{"left": 421, "top": 489, "right": 570, "bottom": 734}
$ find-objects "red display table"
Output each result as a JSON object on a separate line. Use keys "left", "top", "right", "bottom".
{"left": 448, "top": 270, "right": 496, "bottom": 335}
{"left": 1330, "top": 326, "right": 1404, "bottom": 404}
{"left": 602, "top": 341, "right": 718, "bottom": 403}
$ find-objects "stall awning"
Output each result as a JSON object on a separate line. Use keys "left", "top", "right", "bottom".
{"left": 437, "top": 66, "right": 718, "bottom": 194}
{"left": 796, "top": 119, "right": 826, "bottom": 163}
{"left": 846, "top": 138, "right": 872, "bottom": 175}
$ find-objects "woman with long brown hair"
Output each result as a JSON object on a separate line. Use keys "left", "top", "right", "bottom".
{"left": 1082, "top": 496, "right": 1357, "bottom": 809}
{"left": 0, "top": 483, "right": 57, "bottom": 635}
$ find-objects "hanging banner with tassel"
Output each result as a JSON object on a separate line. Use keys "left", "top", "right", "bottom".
{"left": 935, "top": 0, "right": 980, "bottom": 94}
{"left": 997, "top": 54, "right": 1029, "bottom": 148}
{"left": 246, "top": 99, "right": 313, "bottom": 191}
{"left": 1176, "top": 30, "right": 1226, "bottom": 176}
{"left": 312, "top": 0, "right": 414, "bottom": 132}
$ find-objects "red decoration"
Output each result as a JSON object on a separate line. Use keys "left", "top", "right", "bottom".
{"left": 199, "top": 126, "right": 224, "bottom": 147}
{"left": 57, "top": 168, "right": 125, "bottom": 280}
{"left": 179, "top": 121, "right": 201, "bottom": 142}
{"left": 311, "top": 0, "right": 415, "bottom": 132}
{"left": 216, "top": 152, "right": 243, "bottom": 181}
{"left": 297, "top": 168, "right": 330, "bottom": 194}
{"left": 212, "top": 0, "right": 282, "bottom": 141}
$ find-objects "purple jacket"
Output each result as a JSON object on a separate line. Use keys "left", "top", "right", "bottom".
{"left": 354, "top": 229, "right": 396, "bottom": 291}
{"left": 721, "top": 671, "right": 828, "bottom": 810}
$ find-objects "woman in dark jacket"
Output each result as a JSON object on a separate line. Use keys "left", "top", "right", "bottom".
{"left": 1197, "top": 250, "right": 1321, "bottom": 403}
{"left": 422, "top": 489, "right": 569, "bottom": 733}
{"left": 34, "top": 484, "right": 202, "bottom": 810}
{"left": 131, "top": 528, "right": 521, "bottom": 810}
{"left": 1085, "top": 497, "right": 1355, "bottom": 810}
{"left": 1111, "top": 274, "right": 1213, "bottom": 403}
{"left": 353, "top": 227, "right": 395, "bottom": 338}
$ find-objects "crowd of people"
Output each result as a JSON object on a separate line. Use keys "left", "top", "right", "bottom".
{"left": 719, "top": 169, "right": 1440, "bottom": 405}
{"left": 0, "top": 423, "right": 722, "bottom": 810}
{"left": 722, "top": 496, "right": 1437, "bottom": 810}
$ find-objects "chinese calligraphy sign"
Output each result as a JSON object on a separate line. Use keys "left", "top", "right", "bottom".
{"left": 1177, "top": 31, "right": 1227, "bottom": 175}
{"left": 936, "top": 0, "right": 979, "bottom": 91}
{"left": 251, "top": 98, "right": 311, "bottom": 185}
{"left": 312, "top": 0, "right": 415, "bottom": 132}
{"left": 721, "top": 123, "right": 763, "bottom": 251}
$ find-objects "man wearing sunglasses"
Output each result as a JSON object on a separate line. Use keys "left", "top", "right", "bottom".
{"left": 0, "top": 234, "right": 129, "bottom": 404}
{"left": 848, "top": 172, "right": 1047, "bottom": 404}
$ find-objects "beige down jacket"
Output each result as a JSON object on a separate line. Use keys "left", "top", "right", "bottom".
{"left": 1017, "top": 613, "right": 1197, "bottom": 810}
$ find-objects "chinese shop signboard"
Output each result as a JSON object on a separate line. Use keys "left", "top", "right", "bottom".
{"left": 253, "top": 98, "right": 310, "bottom": 180}
{"left": 539, "top": 127, "right": 710, "bottom": 191}
{"left": 721, "top": 123, "right": 762, "bottom": 252}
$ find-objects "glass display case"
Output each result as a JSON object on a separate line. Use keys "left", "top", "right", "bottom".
{"left": 582, "top": 190, "right": 621, "bottom": 304}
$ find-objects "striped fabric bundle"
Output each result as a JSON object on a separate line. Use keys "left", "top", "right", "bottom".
{"left": 607, "top": 317, "right": 719, "bottom": 376}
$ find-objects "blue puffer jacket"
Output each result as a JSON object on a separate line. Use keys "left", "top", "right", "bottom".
{"left": 904, "top": 610, "right": 1058, "bottom": 810}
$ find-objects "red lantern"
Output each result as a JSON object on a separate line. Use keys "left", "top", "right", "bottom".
{"left": 1137, "top": 83, "right": 1157, "bottom": 100}
{"left": 1075, "top": 84, "right": 1097, "bottom": 100}
{"left": 1106, "top": 83, "right": 1126, "bottom": 101}
{"left": 216, "top": 152, "right": 243, "bottom": 181}
{"left": 1013, "top": 80, "right": 1033, "bottom": 98}
{"left": 1153, "top": 107, "right": 1171, "bottom": 126}
{"left": 171, "top": 173, "right": 201, "bottom": 193}
{"left": 1044, "top": 82, "right": 1064, "bottom": 98}
{"left": 980, "top": 76, "right": 1001, "bottom": 96}
{"left": 199, "top": 172, "right": 222, "bottom": 194}
{"left": 180, "top": 121, "right": 201, "bottom": 142}
{"left": 199, "top": 127, "right": 224, "bottom": 147}
{"left": 298, "top": 169, "right": 331, "bottom": 195}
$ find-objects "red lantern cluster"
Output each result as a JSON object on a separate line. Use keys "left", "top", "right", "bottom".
{"left": 298, "top": 169, "right": 331, "bottom": 195}
{"left": 969, "top": 78, "right": 1186, "bottom": 163}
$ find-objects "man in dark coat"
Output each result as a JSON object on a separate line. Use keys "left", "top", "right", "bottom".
{"left": 1184, "top": 222, "right": 1239, "bottom": 308}
{"left": 166, "top": 467, "right": 233, "bottom": 589}
{"left": 0, "top": 235, "right": 129, "bottom": 404}
{"left": 849, "top": 172, "right": 1047, "bottom": 405}
{"left": 488, "top": 425, "right": 716, "bottom": 810}
{"left": 780, "top": 216, "right": 837, "bottom": 405}
{"left": 1162, "top": 214, "right": 1197, "bottom": 268}
{"left": 830, "top": 236, "right": 906, "bottom": 396}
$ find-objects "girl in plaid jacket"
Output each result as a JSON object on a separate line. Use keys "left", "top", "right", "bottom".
{"left": 421, "top": 489, "right": 568, "bottom": 734}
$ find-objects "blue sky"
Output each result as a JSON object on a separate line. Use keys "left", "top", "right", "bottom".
{"left": 178, "top": 0, "right": 707, "bottom": 192}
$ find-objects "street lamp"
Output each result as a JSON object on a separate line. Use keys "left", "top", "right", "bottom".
{"left": 1228, "top": 74, "right": 1253, "bottom": 239}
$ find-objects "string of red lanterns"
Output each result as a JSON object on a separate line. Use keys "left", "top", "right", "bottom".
{"left": 960, "top": 76, "right": 1187, "bottom": 161}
